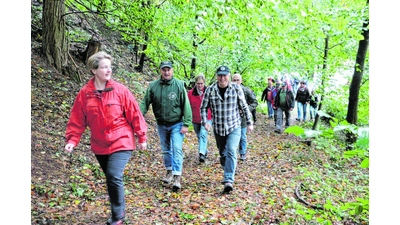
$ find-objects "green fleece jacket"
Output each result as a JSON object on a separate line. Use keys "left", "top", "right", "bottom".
{"left": 140, "top": 77, "right": 192, "bottom": 127}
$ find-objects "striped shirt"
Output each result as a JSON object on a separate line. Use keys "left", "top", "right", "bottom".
{"left": 200, "top": 82, "right": 252, "bottom": 136}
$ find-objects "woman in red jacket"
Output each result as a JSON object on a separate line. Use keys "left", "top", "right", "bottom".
{"left": 188, "top": 74, "right": 212, "bottom": 163}
{"left": 64, "top": 51, "right": 147, "bottom": 225}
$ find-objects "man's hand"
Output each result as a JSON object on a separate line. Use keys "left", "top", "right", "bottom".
{"left": 181, "top": 126, "right": 189, "bottom": 134}
{"left": 247, "top": 124, "right": 254, "bottom": 132}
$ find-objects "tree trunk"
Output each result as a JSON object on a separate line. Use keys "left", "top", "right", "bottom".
{"left": 346, "top": 17, "right": 369, "bottom": 125}
{"left": 136, "top": 34, "right": 148, "bottom": 72}
{"left": 312, "top": 36, "right": 329, "bottom": 130}
{"left": 82, "top": 39, "right": 101, "bottom": 64}
{"left": 42, "top": 0, "right": 68, "bottom": 72}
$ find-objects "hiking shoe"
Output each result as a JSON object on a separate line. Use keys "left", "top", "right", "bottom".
{"left": 223, "top": 182, "right": 233, "bottom": 193}
{"left": 107, "top": 212, "right": 125, "bottom": 225}
{"left": 107, "top": 220, "right": 123, "bottom": 225}
{"left": 296, "top": 118, "right": 300, "bottom": 121}
{"left": 107, "top": 218, "right": 124, "bottom": 225}
{"left": 199, "top": 153, "right": 206, "bottom": 163}
{"left": 162, "top": 170, "right": 173, "bottom": 184}
{"left": 285, "top": 123, "right": 290, "bottom": 127}
{"left": 274, "top": 129, "right": 281, "bottom": 134}
{"left": 111, "top": 220, "right": 123, "bottom": 225}
{"left": 172, "top": 175, "right": 181, "bottom": 192}
{"left": 240, "top": 154, "right": 246, "bottom": 161}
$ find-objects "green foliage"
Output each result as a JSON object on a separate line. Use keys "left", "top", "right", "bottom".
{"left": 322, "top": 79, "right": 369, "bottom": 126}
{"left": 285, "top": 117, "right": 369, "bottom": 224}
{"left": 63, "top": 0, "right": 369, "bottom": 125}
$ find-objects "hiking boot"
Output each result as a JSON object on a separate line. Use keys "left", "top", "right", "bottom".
{"left": 223, "top": 182, "right": 233, "bottom": 193}
{"left": 107, "top": 220, "right": 123, "bottom": 225}
{"left": 240, "top": 154, "right": 246, "bottom": 161}
{"left": 107, "top": 212, "right": 125, "bottom": 225}
{"left": 199, "top": 153, "right": 206, "bottom": 163}
{"left": 172, "top": 175, "right": 181, "bottom": 191}
{"left": 162, "top": 170, "right": 173, "bottom": 184}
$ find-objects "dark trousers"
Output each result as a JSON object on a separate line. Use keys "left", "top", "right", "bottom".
{"left": 96, "top": 150, "right": 132, "bottom": 221}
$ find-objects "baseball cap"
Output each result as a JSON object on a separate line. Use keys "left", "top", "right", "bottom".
{"left": 216, "top": 66, "right": 230, "bottom": 75}
{"left": 160, "top": 61, "right": 173, "bottom": 69}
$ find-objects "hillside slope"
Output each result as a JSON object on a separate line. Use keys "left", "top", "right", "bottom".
{"left": 31, "top": 7, "right": 366, "bottom": 225}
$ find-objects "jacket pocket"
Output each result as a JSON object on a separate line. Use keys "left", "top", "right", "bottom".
{"left": 104, "top": 127, "right": 129, "bottom": 144}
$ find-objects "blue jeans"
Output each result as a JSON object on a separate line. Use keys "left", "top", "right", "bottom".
{"left": 238, "top": 127, "right": 247, "bottom": 155}
{"left": 297, "top": 102, "right": 307, "bottom": 121}
{"left": 310, "top": 106, "right": 317, "bottom": 118}
{"left": 95, "top": 150, "right": 132, "bottom": 221}
{"left": 267, "top": 101, "right": 274, "bottom": 118}
{"left": 214, "top": 127, "right": 241, "bottom": 184}
{"left": 157, "top": 122, "right": 184, "bottom": 175}
{"left": 276, "top": 107, "right": 291, "bottom": 131}
{"left": 192, "top": 120, "right": 212, "bottom": 156}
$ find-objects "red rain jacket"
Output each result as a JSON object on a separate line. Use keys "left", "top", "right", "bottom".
{"left": 188, "top": 87, "right": 212, "bottom": 124}
{"left": 65, "top": 78, "right": 147, "bottom": 155}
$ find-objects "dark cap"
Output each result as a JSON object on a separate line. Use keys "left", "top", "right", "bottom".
{"left": 216, "top": 66, "right": 230, "bottom": 75}
{"left": 160, "top": 61, "right": 173, "bottom": 69}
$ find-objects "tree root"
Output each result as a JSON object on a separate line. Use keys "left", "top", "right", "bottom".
{"left": 294, "top": 182, "right": 324, "bottom": 210}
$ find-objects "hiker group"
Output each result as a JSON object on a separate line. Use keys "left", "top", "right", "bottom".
{"left": 261, "top": 76, "right": 320, "bottom": 133}
{"left": 63, "top": 51, "right": 317, "bottom": 224}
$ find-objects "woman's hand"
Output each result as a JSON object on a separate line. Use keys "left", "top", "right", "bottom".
{"left": 65, "top": 143, "right": 75, "bottom": 153}
{"left": 138, "top": 142, "right": 147, "bottom": 150}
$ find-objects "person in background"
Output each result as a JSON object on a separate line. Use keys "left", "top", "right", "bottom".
{"left": 64, "top": 51, "right": 148, "bottom": 225}
{"left": 251, "top": 102, "right": 257, "bottom": 124}
{"left": 140, "top": 61, "right": 192, "bottom": 192}
{"left": 261, "top": 77, "right": 276, "bottom": 119}
{"left": 309, "top": 88, "right": 319, "bottom": 120}
{"left": 282, "top": 75, "right": 293, "bottom": 92}
{"left": 200, "top": 66, "right": 253, "bottom": 193}
{"left": 273, "top": 82, "right": 294, "bottom": 133}
{"left": 188, "top": 74, "right": 212, "bottom": 163}
{"left": 272, "top": 81, "right": 282, "bottom": 126}
{"left": 232, "top": 73, "right": 258, "bottom": 161}
{"left": 295, "top": 80, "right": 311, "bottom": 122}
{"left": 292, "top": 78, "right": 300, "bottom": 96}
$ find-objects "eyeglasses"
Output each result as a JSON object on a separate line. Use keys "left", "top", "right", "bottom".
{"left": 98, "top": 65, "right": 113, "bottom": 70}
{"left": 232, "top": 79, "right": 240, "bottom": 82}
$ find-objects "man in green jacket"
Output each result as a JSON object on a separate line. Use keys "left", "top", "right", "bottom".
{"left": 140, "top": 61, "right": 192, "bottom": 192}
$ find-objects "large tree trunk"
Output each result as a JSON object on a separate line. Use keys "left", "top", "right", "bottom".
{"left": 42, "top": 0, "right": 68, "bottom": 72}
{"left": 346, "top": 17, "right": 369, "bottom": 125}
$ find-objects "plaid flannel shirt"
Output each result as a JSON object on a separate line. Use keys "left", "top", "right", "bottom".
{"left": 200, "top": 82, "right": 252, "bottom": 136}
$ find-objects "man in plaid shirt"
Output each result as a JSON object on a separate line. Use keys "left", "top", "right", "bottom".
{"left": 200, "top": 65, "right": 254, "bottom": 194}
